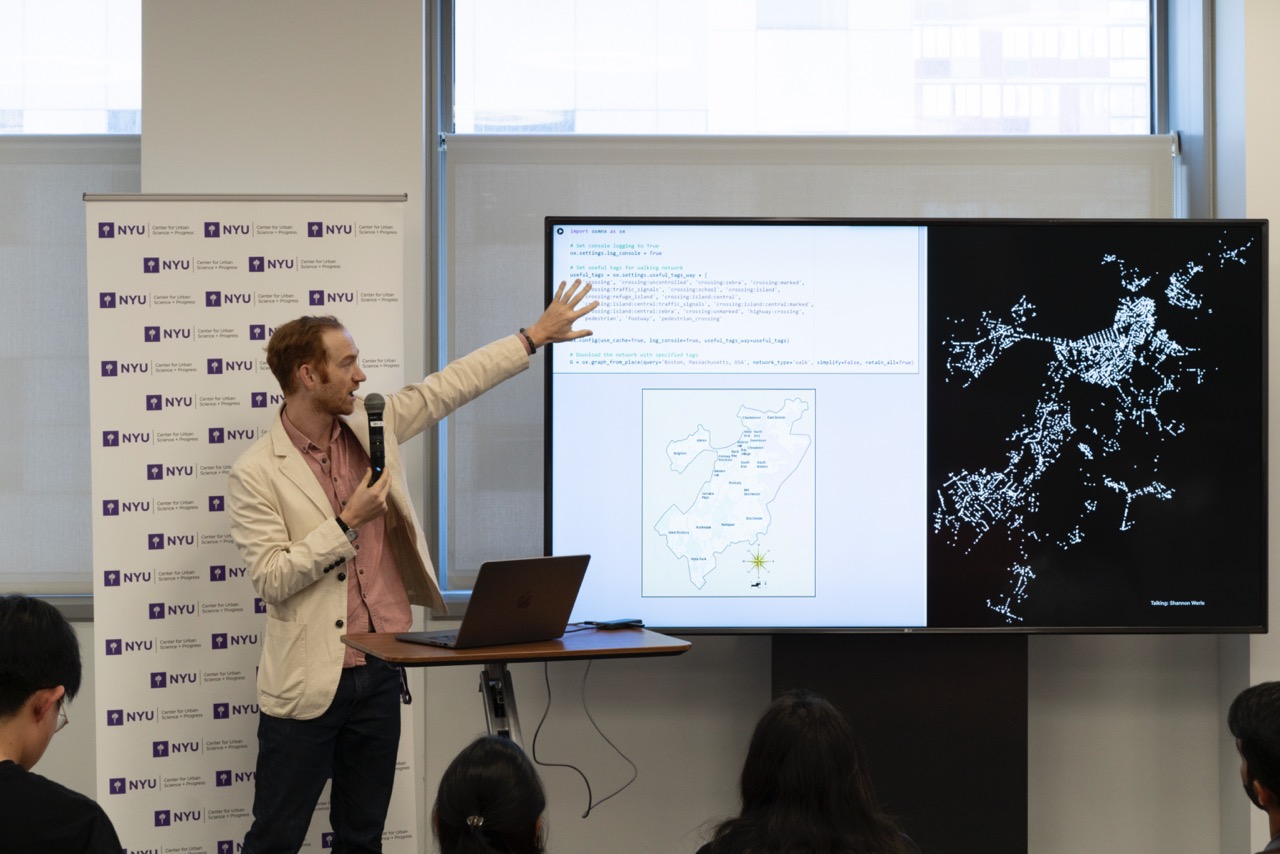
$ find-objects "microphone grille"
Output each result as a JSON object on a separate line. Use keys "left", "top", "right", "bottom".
{"left": 364, "top": 393, "right": 385, "bottom": 416}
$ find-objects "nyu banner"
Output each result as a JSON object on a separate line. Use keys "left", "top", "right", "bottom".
{"left": 86, "top": 196, "right": 416, "bottom": 852}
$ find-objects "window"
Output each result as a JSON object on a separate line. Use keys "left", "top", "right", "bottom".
{"left": 451, "top": 0, "right": 1151, "bottom": 135}
{"left": 0, "top": 0, "right": 142, "bottom": 134}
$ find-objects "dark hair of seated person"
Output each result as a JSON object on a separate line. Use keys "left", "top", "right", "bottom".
{"left": 433, "top": 734, "right": 546, "bottom": 854}
{"left": 699, "top": 689, "right": 913, "bottom": 854}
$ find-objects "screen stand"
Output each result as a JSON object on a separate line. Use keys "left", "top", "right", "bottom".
{"left": 479, "top": 662, "right": 523, "bottom": 743}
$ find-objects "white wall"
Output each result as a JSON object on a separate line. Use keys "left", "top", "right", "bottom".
{"left": 36, "top": 2, "right": 1268, "bottom": 852}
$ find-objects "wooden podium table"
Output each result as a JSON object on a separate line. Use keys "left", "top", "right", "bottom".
{"left": 342, "top": 627, "right": 691, "bottom": 740}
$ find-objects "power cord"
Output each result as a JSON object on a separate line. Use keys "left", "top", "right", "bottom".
{"left": 529, "top": 659, "right": 639, "bottom": 818}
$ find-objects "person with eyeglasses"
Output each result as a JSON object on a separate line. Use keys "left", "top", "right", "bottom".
{"left": 0, "top": 594, "right": 122, "bottom": 852}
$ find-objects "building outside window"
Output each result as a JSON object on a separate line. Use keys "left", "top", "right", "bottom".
{"left": 452, "top": 0, "right": 1151, "bottom": 135}
{"left": 0, "top": 0, "right": 141, "bottom": 134}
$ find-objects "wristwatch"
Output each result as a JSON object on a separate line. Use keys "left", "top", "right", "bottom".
{"left": 336, "top": 516, "right": 358, "bottom": 543}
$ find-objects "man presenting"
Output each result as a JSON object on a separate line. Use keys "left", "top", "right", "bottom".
{"left": 228, "top": 280, "right": 596, "bottom": 853}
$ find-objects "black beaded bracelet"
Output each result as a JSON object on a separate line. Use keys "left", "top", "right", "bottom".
{"left": 518, "top": 328, "right": 537, "bottom": 354}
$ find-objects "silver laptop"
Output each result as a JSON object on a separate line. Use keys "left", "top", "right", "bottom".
{"left": 396, "top": 554, "right": 590, "bottom": 649}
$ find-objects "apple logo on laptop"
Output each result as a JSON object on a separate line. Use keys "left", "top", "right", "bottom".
{"left": 517, "top": 591, "right": 532, "bottom": 609}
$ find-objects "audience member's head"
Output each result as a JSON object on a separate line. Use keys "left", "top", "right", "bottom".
{"left": 433, "top": 735, "right": 546, "bottom": 854}
{"left": 702, "top": 689, "right": 910, "bottom": 854}
{"left": 0, "top": 594, "right": 82, "bottom": 769}
{"left": 1230, "top": 681, "right": 1280, "bottom": 817}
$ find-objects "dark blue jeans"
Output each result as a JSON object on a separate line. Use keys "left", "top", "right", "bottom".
{"left": 241, "top": 660, "right": 402, "bottom": 853}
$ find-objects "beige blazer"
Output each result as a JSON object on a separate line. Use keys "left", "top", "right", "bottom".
{"left": 227, "top": 336, "right": 528, "bottom": 720}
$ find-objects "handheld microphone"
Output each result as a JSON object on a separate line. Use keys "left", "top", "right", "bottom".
{"left": 365, "top": 393, "right": 386, "bottom": 484}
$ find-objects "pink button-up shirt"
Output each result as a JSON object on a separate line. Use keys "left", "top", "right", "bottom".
{"left": 282, "top": 409, "right": 411, "bottom": 667}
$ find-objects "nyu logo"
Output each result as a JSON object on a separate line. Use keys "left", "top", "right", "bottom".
{"left": 210, "top": 358, "right": 254, "bottom": 374}
{"left": 215, "top": 769, "right": 256, "bottom": 787}
{"left": 209, "top": 564, "right": 247, "bottom": 582}
{"left": 100, "top": 359, "right": 157, "bottom": 377}
{"left": 147, "top": 394, "right": 193, "bottom": 410}
{"left": 105, "top": 638, "right": 154, "bottom": 654}
{"left": 143, "top": 257, "right": 191, "bottom": 273}
{"left": 97, "top": 222, "right": 146, "bottom": 238}
{"left": 210, "top": 427, "right": 258, "bottom": 444}
{"left": 212, "top": 701, "right": 260, "bottom": 718}
{"left": 104, "top": 359, "right": 157, "bottom": 376}
{"left": 309, "top": 289, "right": 356, "bottom": 305}
{"left": 104, "top": 570, "right": 152, "bottom": 586}
{"left": 144, "top": 325, "right": 192, "bottom": 342}
{"left": 105, "top": 431, "right": 149, "bottom": 446}
{"left": 208, "top": 495, "right": 225, "bottom": 512}
{"left": 204, "top": 221, "right": 251, "bottom": 237}
{"left": 206, "top": 291, "right": 253, "bottom": 307}
{"left": 248, "top": 256, "right": 295, "bottom": 272}
{"left": 106, "top": 708, "right": 154, "bottom": 726}
{"left": 255, "top": 597, "right": 267, "bottom": 614}
{"left": 108, "top": 776, "right": 157, "bottom": 795}
{"left": 149, "top": 532, "right": 195, "bottom": 550}
{"left": 151, "top": 602, "right": 196, "bottom": 618}
{"left": 99, "top": 292, "right": 149, "bottom": 308}
{"left": 150, "top": 672, "right": 205, "bottom": 691}
{"left": 216, "top": 841, "right": 242, "bottom": 854}
{"left": 102, "top": 499, "right": 150, "bottom": 515}
{"left": 147, "top": 463, "right": 194, "bottom": 480}
{"left": 307, "top": 221, "right": 353, "bottom": 237}
{"left": 249, "top": 324, "right": 277, "bottom": 340}
{"left": 251, "top": 391, "right": 284, "bottom": 408}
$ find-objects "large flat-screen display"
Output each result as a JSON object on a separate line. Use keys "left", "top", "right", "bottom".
{"left": 545, "top": 218, "right": 1267, "bottom": 631}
